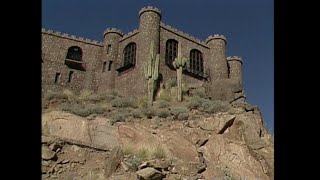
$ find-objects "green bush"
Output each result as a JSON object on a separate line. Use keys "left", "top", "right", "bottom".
{"left": 156, "top": 109, "right": 171, "bottom": 118}
{"left": 170, "top": 106, "right": 188, "bottom": 118}
{"left": 201, "top": 99, "right": 230, "bottom": 113}
{"left": 193, "top": 86, "right": 207, "bottom": 98}
{"left": 156, "top": 100, "right": 170, "bottom": 108}
{"left": 44, "top": 90, "right": 64, "bottom": 101}
{"left": 111, "top": 97, "right": 138, "bottom": 108}
{"left": 61, "top": 103, "right": 104, "bottom": 117}
{"left": 131, "top": 109, "right": 144, "bottom": 118}
{"left": 186, "top": 96, "right": 203, "bottom": 109}
{"left": 111, "top": 109, "right": 130, "bottom": 123}
{"left": 177, "top": 112, "right": 189, "bottom": 120}
{"left": 165, "top": 78, "right": 177, "bottom": 88}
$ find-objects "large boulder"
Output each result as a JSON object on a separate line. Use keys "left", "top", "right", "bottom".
{"left": 42, "top": 111, "right": 120, "bottom": 150}
{"left": 136, "top": 167, "right": 164, "bottom": 180}
{"left": 104, "top": 146, "right": 123, "bottom": 178}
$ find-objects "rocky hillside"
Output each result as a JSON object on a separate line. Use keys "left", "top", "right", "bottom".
{"left": 41, "top": 89, "right": 273, "bottom": 180}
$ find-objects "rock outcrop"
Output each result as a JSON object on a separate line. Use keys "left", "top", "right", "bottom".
{"left": 41, "top": 102, "right": 273, "bottom": 180}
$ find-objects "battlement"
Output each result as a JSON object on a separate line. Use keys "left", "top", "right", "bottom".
{"left": 103, "top": 28, "right": 124, "bottom": 37}
{"left": 120, "top": 29, "right": 139, "bottom": 42}
{"left": 160, "top": 22, "right": 209, "bottom": 48}
{"left": 206, "top": 34, "right": 227, "bottom": 44}
{"left": 139, "top": 6, "right": 161, "bottom": 17}
{"left": 42, "top": 28, "right": 103, "bottom": 46}
{"left": 227, "top": 56, "right": 243, "bottom": 63}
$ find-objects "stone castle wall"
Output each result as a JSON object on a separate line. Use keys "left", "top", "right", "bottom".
{"left": 41, "top": 6, "right": 244, "bottom": 101}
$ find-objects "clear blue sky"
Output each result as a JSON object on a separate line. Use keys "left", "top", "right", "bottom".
{"left": 42, "top": 0, "right": 274, "bottom": 134}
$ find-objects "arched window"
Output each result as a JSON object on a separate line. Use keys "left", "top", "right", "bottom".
{"left": 65, "top": 46, "right": 85, "bottom": 71}
{"left": 190, "top": 49, "right": 204, "bottom": 74}
{"left": 66, "top": 46, "right": 82, "bottom": 61}
{"left": 123, "top": 42, "right": 136, "bottom": 66}
{"left": 165, "top": 39, "right": 178, "bottom": 67}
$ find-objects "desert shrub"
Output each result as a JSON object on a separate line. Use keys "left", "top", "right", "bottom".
{"left": 144, "top": 107, "right": 157, "bottom": 118}
{"left": 158, "top": 89, "right": 172, "bottom": 102}
{"left": 125, "top": 156, "right": 143, "bottom": 172}
{"left": 62, "top": 89, "right": 77, "bottom": 101}
{"left": 110, "top": 109, "right": 130, "bottom": 123}
{"left": 193, "top": 86, "right": 207, "bottom": 98}
{"left": 166, "top": 78, "right": 177, "bottom": 88}
{"left": 201, "top": 100, "right": 230, "bottom": 113}
{"left": 44, "top": 90, "right": 64, "bottom": 101}
{"left": 170, "top": 106, "right": 189, "bottom": 118}
{"left": 186, "top": 96, "right": 203, "bottom": 109}
{"left": 111, "top": 97, "right": 138, "bottom": 108}
{"left": 156, "top": 100, "right": 170, "bottom": 108}
{"left": 137, "top": 96, "right": 148, "bottom": 108}
{"left": 61, "top": 103, "right": 104, "bottom": 117}
{"left": 149, "top": 144, "right": 166, "bottom": 159}
{"left": 136, "top": 147, "right": 148, "bottom": 160}
{"left": 78, "top": 89, "right": 94, "bottom": 101}
{"left": 177, "top": 112, "right": 189, "bottom": 121}
{"left": 131, "top": 108, "right": 144, "bottom": 118}
{"left": 156, "top": 108, "right": 171, "bottom": 118}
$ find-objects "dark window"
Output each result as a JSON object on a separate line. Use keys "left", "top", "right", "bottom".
{"left": 107, "top": 44, "right": 111, "bottom": 54}
{"left": 123, "top": 42, "right": 136, "bottom": 66}
{"left": 66, "top": 46, "right": 82, "bottom": 61}
{"left": 54, "top": 73, "right": 60, "bottom": 83}
{"left": 165, "top": 39, "right": 178, "bottom": 67}
{"left": 189, "top": 49, "right": 204, "bottom": 74}
{"left": 103, "top": 62, "right": 107, "bottom": 72}
{"left": 108, "top": 61, "right": 113, "bottom": 71}
{"left": 68, "top": 71, "right": 74, "bottom": 82}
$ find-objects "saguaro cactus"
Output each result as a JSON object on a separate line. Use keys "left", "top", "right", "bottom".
{"left": 144, "top": 41, "right": 160, "bottom": 107}
{"left": 173, "top": 44, "right": 187, "bottom": 101}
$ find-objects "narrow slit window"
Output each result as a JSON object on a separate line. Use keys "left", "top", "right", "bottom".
{"left": 68, "top": 71, "right": 74, "bottom": 82}
{"left": 107, "top": 44, "right": 111, "bottom": 54}
{"left": 54, "top": 73, "right": 60, "bottom": 83}
{"left": 103, "top": 62, "right": 107, "bottom": 72}
{"left": 108, "top": 61, "right": 113, "bottom": 71}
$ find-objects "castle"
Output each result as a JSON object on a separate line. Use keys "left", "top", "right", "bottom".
{"left": 42, "top": 6, "right": 245, "bottom": 102}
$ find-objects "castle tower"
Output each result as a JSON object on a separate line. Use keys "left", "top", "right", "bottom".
{"left": 227, "top": 56, "right": 243, "bottom": 86}
{"left": 206, "top": 35, "right": 229, "bottom": 80}
{"left": 99, "top": 28, "right": 123, "bottom": 92}
{"left": 138, "top": 6, "right": 161, "bottom": 94}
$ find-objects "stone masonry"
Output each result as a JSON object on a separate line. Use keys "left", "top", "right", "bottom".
{"left": 41, "top": 6, "right": 245, "bottom": 102}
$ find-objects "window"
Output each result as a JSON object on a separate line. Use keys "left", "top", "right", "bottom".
{"left": 165, "top": 39, "right": 178, "bottom": 67}
{"left": 66, "top": 46, "right": 82, "bottom": 61}
{"left": 103, "top": 62, "right": 107, "bottom": 72}
{"left": 107, "top": 44, "right": 111, "bottom": 54}
{"left": 108, "top": 61, "right": 113, "bottom": 71}
{"left": 65, "top": 46, "right": 86, "bottom": 71}
{"left": 54, "top": 73, "right": 60, "bottom": 83}
{"left": 189, "top": 49, "right": 204, "bottom": 74}
{"left": 68, "top": 71, "right": 74, "bottom": 82}
{"left": 123, "top": 42, "right": 136, "bottom": 66}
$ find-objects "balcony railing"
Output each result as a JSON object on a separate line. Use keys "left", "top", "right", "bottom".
{"left": 65, "top": 58, "right": 86, "bottom": 71}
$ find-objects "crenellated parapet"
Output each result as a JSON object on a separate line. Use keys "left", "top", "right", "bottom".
{"left": 160, "top": 22, "right": 209, "bottom": 48}
{"left": 227, "top": 56, "right": 243, "bottom": 64}
{"left": 42, "top": 28, "right": 103, "bottom": 46}
{"left": 139, "top": 6, "right": 161, "bottom": 18}
{"left": 120, "top": 29, "right": 139, "bottom": 42}
{"left": 206, "top": 34, "right": 227, "bottom": 44}
{"left": 103, "top": 28, "right": 124, "bottom": 37}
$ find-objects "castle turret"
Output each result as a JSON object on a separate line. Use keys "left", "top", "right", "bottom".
{"left": 99, "top": 28, "right": 123, "bottom": 92}
{"left": 138, "top": 6, "right": 161, "bottom": 94}
{"left": 227, "top": 56, "right": 243, "bottom": 86}
{"left": 206, "top": 35, "right": 229, "bottom": 80}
